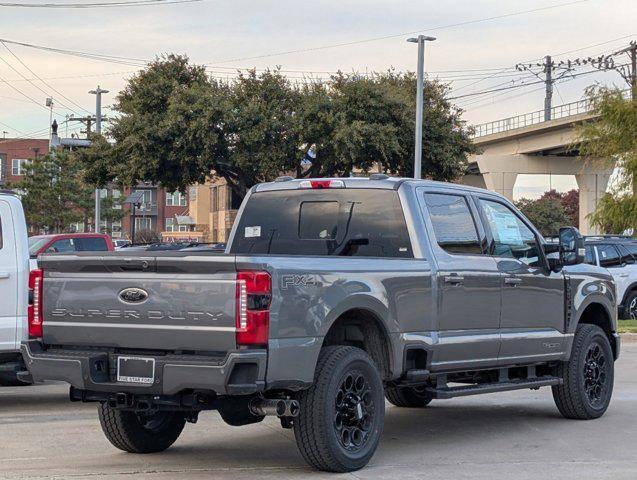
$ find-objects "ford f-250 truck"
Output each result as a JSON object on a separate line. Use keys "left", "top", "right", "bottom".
{"left": 21, "top": 176, "right": 620, "bottom": 472}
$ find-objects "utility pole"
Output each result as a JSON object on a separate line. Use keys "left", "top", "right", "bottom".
{"left": 89, "top": 86, "right": 109, "bottom": 233}
{"left": 516, "top": 55, "right": 575, "bottom": 121}
{"left": 584, "top": 41, "right": 636, "bottom": 99}
{"left": 407, "top": 35, "right": 436, "bottom": 179}
{"left": 543, "top": 56, "right": 553, "bottom": 121}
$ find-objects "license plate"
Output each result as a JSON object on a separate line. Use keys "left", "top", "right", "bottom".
{"left": 117, "top": 356, "right": 155, "bottom": 385}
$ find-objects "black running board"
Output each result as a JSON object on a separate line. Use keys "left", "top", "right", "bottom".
{"left": 426, "top": 376, "right": 562, "bottom": 399}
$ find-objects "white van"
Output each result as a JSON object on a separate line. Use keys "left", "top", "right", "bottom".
{"left": 0, "top": 190, "right": 30, "bottom": 385}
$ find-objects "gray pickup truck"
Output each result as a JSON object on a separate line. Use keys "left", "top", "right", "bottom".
{"left": 22, "top": 176, "right": 620, "bottom": 472}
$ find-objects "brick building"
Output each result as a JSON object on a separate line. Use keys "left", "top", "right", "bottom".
{"left": 0, "top": 138, "right": 49, "bottom": 187}
{"left": 118, "top": 183, "right": 194, "bottom": 242}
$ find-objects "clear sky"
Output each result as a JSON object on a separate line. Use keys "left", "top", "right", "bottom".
{"left": 1, "top": 0, "right": 635, "bottom": 197}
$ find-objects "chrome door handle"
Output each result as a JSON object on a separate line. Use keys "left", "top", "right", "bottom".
{"left": 619, "top": 273, "right": 629, "bottom": 278}
{"left": 444, "top": 275, "right": 464, "bottom": 284}
{"left": 0, "top": 272, "right": 9, "bottom": 279}
{"left": 504, "top": 277, "right": 522, "bottom": 286}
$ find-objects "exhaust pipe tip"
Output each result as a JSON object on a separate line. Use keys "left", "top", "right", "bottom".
{"left": 249, "top": 398, "right": 300, "bottom": 418}
{"left": 287, "top": 400, "right": 300, "bottom": 417}
{"left": 275, "top": 400, "right": 286, "bottom": 417}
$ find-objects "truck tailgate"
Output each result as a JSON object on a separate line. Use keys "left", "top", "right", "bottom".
{"left": 38, "top": 253, "right": 237, "bottom": 352}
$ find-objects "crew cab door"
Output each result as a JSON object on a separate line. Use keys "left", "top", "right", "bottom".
{"left": 419, "top": 190, "right": 501, "bottom": 371}
{"left": 475, "top": 196, "right": 566, "bottom": 363}
{"left": 0, "top": 198, "right": 18, "bottom": 351}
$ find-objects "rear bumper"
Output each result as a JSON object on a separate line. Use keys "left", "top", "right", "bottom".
{"left": 21, "top": 340, "right": 266, "bottom": 395}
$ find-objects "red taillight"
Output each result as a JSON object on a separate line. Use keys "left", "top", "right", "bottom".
{"left": 299, "top": 180, "right": 345, "bottom": 189}
{"left": 235, "top": 270, "right": 271, "bottom": 347}
{"left": 28, "top": 269, "right": 44, "bottom": 338}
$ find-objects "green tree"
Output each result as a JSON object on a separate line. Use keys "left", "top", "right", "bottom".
{"left": 10, "top": 152, "right": 122, "bottom": 234}
{"left": 296, "top": 72, "right": 473, "bottom": 180}
{"left": 78, "top": 56, "right": 474, "bottom": 197}
{"left": 540, "top": 189, "right": 579, "bottom": 227}
{"left": 515, "top": 197, "right": 571, "bottom": 236}
{"left": 575, "top": 87, "right": 637, "bottom": 233}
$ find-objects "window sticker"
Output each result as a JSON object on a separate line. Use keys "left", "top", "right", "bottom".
{"left": 244, "top": 226, "right": 261, "bottom": 238}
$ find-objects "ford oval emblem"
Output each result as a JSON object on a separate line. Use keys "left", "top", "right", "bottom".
{"left": 118, "top": 287, "right": 149, "bottom": 304}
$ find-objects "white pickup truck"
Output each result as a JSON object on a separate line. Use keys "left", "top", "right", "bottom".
{"left": 0, "top": 190, "right": 30, "bottom": 385}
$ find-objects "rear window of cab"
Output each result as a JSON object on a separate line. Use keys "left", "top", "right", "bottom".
{"left": 231, "top": 189, "right": 413, "bottom": 258}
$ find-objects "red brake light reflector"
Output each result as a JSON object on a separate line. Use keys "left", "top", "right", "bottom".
{"left": 235, "top": 270, "right": 271, "bottom": 347}
{"left": 28, "top": 269, "right": 44, "bottom": 338}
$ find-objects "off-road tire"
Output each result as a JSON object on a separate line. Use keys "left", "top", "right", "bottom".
{"left": 98, "top": 403, "right": 186, "bottom": 453}
{"left": 385, "top": 385, "right": 433, "bottom": 408}
{"left": 552, "top": 324, "right": 614, "bottom": 420}
{"left": 294, "top": 346, "right": 384, "bottom": 472}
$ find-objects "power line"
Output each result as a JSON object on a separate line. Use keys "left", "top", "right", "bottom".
{"left": 0, "top": 47, "right": 87, "bottom": 115}
{"left": 0, "top": 69, "right": 60, "bottom": 113}
{"left": 0, "top": 0, "right": 203, "bottom": 8}
{"left": 206, "top": 0, "right": 590, "bottom": 64}
{"left": 449, "top": 33, "right": 635, "bottom": 98}
{"left": 0, "top": 40, "right": 91, "bottom": 114}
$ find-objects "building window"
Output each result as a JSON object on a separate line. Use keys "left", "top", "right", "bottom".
{"left": 133, "top": 189, "right": 156, "bottom": 207}
{"left": 211, "top": 187, "right": 219, "bottom": 212}
{"left": 12, "top": 158, "right": 30, "bottom": 176}
{"left": 0, "top": 153, "right": 6, "bottom": 182}
{"left": 134, "top": 217, "right": 153, "bottom": 231}
{"left": 228, "top": 188, "right": 242, "bottom": 210}
{"left": 165, "top": 218, "right": 175, "bottom": 232}
{"left": 166, "top": 191, "right": 187, "bottom": 207}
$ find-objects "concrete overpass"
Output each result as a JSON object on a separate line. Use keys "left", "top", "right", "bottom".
{"left": 462, "top": 95, "right": 623, "bottom": 234}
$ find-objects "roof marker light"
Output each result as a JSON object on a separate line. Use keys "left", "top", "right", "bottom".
{"left": 299, "top": 180, "right": 345, "bottom": 189}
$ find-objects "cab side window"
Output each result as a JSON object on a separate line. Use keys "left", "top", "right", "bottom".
{"left": 46, "top": 239, "right": 75, "bottom": 253}
{"left": 75, "top": 237, "right": 108, "bottom": 251}
{"left": 584, "top": 245, "right": 596, "bottom": 265}
{"left": 617, "top": 245, "right": 636, "bottom": 265}
{"left": 424, "top": 193, "right": 482, "bottom": 255}
{"left": 597, "top": 244, "right": 621, "bottom": 268}
{"left": 479, "top": 199, "right": 541, "bottom": 267}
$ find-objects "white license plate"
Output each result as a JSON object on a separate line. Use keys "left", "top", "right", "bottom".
{"left": 116, "top": 356, "right": 155, "bottom": 385}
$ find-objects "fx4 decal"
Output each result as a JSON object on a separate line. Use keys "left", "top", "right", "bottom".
{"left": 281, "top": 274, "right": 318, "bottom": 289}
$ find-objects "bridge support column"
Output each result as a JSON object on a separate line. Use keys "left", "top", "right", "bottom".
{"left": 481, "top": 172, "right": 518, "bottom": 201}
{"left": 576, "top": 173, "right": 611, "bottom": 235}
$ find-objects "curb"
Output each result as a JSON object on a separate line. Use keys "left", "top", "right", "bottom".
{"left": 619, "top": 333, "right": 637, "bottom": 343}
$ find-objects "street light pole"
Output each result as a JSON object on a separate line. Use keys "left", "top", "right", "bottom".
{"left": 407, "top": 35, "right": 436, "bottom": 179}
{"left": 89, "top": 86, "right": 109, "bottom": 233}
{"left": 45, "top": 97, "right": 54, "bottom": 151}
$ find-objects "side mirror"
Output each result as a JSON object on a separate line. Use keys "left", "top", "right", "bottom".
{"left": 559, "top": 226, "right": 585, "bottom": 266}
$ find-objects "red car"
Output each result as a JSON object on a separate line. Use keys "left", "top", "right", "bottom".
{"left": 28, "top": 233, "right": 114, "bottom": 259}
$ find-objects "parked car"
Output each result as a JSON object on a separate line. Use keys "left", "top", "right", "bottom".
{"left": 583, "top": 235, "right": 637, "bottom": 319}
{"left": 28, "top": 233, "right": 113, "bottom": 269}
{"left": 0, "top": 191, "right": 30, "bottom": 385}
{"left": 21, "top": 177, "right": 619, "bottom": 472}
{"left": 112, "top": 239, "right": 131, "bottom": 249}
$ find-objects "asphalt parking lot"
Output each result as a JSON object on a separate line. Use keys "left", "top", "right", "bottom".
{"left": 1, "top": 344, "right": 636, "bottom": 480}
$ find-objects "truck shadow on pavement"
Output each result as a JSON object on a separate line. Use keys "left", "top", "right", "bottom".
{"left": 155, "top": 400, "right": 570, "bottom": 471}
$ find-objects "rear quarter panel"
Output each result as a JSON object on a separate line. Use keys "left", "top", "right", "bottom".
{"left": 235, "top": 255, "right": 433, "bottom": 385}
